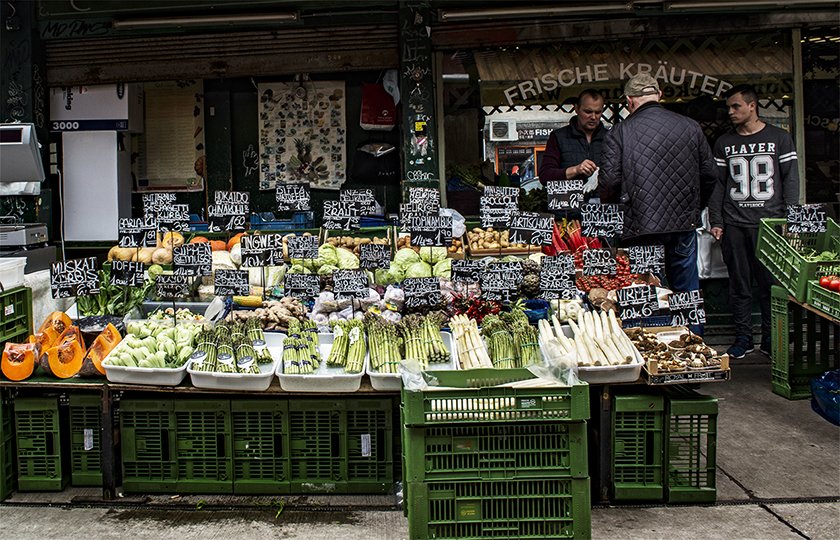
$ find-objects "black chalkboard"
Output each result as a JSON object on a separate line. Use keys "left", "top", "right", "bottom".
{"left": 403, "top": 277, "right": 442, "bottom": 310}
{"left": 142, "top": 192, "right": 177, "bottom": 215}
{"left": 480, "top": 192, "right": 519, "bottom": 229}
{"left": 787, "top": 204, "right": 827, "bottom": 234}
{"left": 547, "top": 179, "right": 584, "bottom": 211}
{"left": 110, "top": 261, "right": 146, "bottom": 287}
{"left": 480, "top": 261, "right": 523, "bottom": 302}
{"left": 155, "top": 203, "right": 191, "bottom": 233}
{"left": 668, "top": 290, "right": 707, "bottom": 326}
{"left": 539, "top": 254, "right": 577, "bottom": 300}
{"left": 360, "top": 243, "right": 391, "bottom": 270}
{"left": 50, "top": 257, "right": 100, "bottom": 299}
{"left": 452, "top": 259, "right": 485, "bottom": 284}
{"left": 118, "top": 216, "right": 157, "bottom": 248}
{"left": 284, "top": 273, "right": 321, "bottom": 300}
{"left": 340, "top": 188, "right": 377, "bottom": 216}
{"left": 173, "top": 242, "right": 212, "bottom": 277}
{"left": 287, "top": 235, "right": 319, "bottom": 260}
{"left": 214, "top": 269, "right": 250, "bottom": 296}
{"left": 408, "top": 187, "right": 441, "bottom": 215}
{"left": 276, "top": 183, "right": 312, "bottom": 212}
{"left": 583, "top": 249, "right": 616, "bottom": 276}
{"left": 208, "top": 190, "right": 249, "bottom": 232}
{"left": 509, "top": 211, "right": 553, "bottom": 246}
{"left": 617, "top": 285, "right": 659, "bottom": 320}
{"left": 156, "top": 273, "right": 192, "bottom": 299}
{"left": 627, "top": 245, "right": 665, "bottom": 275}
{"left": 323, "top": 200, "right": 361, "bottom": 230}
{"left": 240, "top": 234, "right": 284, "bottom": 267}
{"left": 409, "top": 214, "right": 452, "bottom": 247}
{"left": 581, "top": 203, "right": 624, "bottom": 237}
{"left": 333, "top": 269, "right": 369, "bottom": 300}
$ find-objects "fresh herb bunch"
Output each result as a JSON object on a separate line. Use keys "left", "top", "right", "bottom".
{"left": 77, "top": 264, "right": 159, "bottom": 317}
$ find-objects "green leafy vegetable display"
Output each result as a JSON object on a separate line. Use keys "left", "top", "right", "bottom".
{"left": 77, "top": 264, "right": 160, "bottom": 317}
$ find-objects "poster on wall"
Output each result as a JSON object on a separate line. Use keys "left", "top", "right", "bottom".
{"left": 257, "top": 81, "right": 347, "bottom": 191}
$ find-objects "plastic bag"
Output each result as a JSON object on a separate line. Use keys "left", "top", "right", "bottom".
{"left": 439, "top": 207, "right": 466, "bottom": 238}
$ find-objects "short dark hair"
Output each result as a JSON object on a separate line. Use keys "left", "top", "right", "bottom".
{"left": 577, "top": 89, "right": 604, "bottom": 104}
{"left": 726, "top": 84, "right": 758, "bottom": 104}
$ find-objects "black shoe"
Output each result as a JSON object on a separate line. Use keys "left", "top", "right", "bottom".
{"left": 759, "top": 337, "right": 771, "bottom": 357}
{"left": 726, "top": 338, "right": 755, "bottom": 359}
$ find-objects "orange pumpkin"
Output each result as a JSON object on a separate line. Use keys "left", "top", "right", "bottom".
{"left": 190, "top": 236, "right": 209, "bottom": 244}
{"left": 2, "top": 342, "right": 39, "bottom": 381}
{"left": 39, "top": 325, "right": 86, "bottom": 379}
{"left": 227, "top": 232, "right": 246, "bottom": 251}
{"left": 79, "top": 323, "right": 121, "bottom": 377}
{"left": 210, "top": 240, "right": 227, "bottom": 252}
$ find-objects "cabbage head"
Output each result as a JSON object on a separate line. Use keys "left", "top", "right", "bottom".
{"left": 405, "top": 261, "right": 433, "bottom": 278}
{"left": 374, "top": 268, "right": 394, "bottom": 286}
{"left": 317, "top": 264, "right": 339, "bottom": 276}
{"left": 394, "top": 248, "right": 420, "bottom": 270}
{"left": 336, "top": 247, "right": 360, "bottom": 269}
{"left": 318, "top": 243, "right": 339, "bottom": 267}
{"left": 433, "top": 258, "right": 451, "bottom": 279}
{"left": 419, "top": 246, "right": 448, "bottom": 265}
{"left": 387, "top": 263, "right": 405, "bottom": 284}
{"left": 288, "top": 264, "right": 311, "bottom": 274}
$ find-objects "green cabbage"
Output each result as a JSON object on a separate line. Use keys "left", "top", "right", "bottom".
{"left": 387, "top": 264, "right": 405, "bottom": 284}
{"left": 318, "top": 244, "right": 339, "bottom": 267}
{"left": 374, "top": 268, "right": 394, "bottom": 286}
{"left": 317, "top": 264, "right": 339, "bottom": 276}
{"left": 419, "top": 246, "right": 448, "bottom": 265}
{"left": 405, "top": 261, "right": 433, "bottom": 278}
{"left": 288, "top": 264, "right": 311, "bottom": 274}
{"left": 394, "top": 248, "right": 421, "bottom": 270}
{"left": 336, "top": 247, "right": 360, "bottom": 269}
{"left": 433, "top": 258, "right": 452, "bottom": 279}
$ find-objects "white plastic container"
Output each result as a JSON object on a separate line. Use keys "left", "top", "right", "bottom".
{"left": 101, "top": 341, "right": 189, "bottom": 386}
{"left": 276, "top": 333, "right": 366, "bottom": 393}
{"left": 367, "top": 331, "right": 459, "bottom": 391}
{"left": 555, "top": 323, "right": 646, "bottom": 384}
{"left": 187, "top": 335, "right": 283, "bottom": 392}
{"left": 0, "top": 257, "right": 26, "bottom": 290}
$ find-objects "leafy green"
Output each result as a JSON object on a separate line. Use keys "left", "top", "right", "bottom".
{"left": 77, "top": 265, "right": 158, "bottom": 317}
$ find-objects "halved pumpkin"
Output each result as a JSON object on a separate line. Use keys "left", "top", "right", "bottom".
{"left": 35, "top": 311, "right": 73, "bottom": 348}
{"left": 2, "top": 342, "right": 40, "bottom": 381}
{"left": 78, "top": 323, "right": 122, "bottom": 377}
{"left": 39, "top": 325, "right": 86, "bottom": 378}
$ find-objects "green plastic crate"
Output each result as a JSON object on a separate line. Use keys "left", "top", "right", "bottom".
{"left": 0, "top": 389, "right": 11, "bottom": 441}
{"left": 666, "top": 389, "right": 717, "bottom": 504}
{"left": 404, "top": 422, "right": 588, "bottom": 483}
{"left": 174, "top": 400, "right": 232, "bottom": 494}
{"left": 756, "top": 218, "right": 840, "bottom": 301}
{"left": 231, "top": 400, "right": 290, "bottom": 495}
{"left": 69, "top": 394, "right": 102, "bottom": 487}
{"left": 0, "top": 287, "right": 32, "bottom": 344}
{"left": 611, "top": 395, "right": 665, "bottom": 501}
{"left": 807, "top": 280, "right": 840, "bottom": 321}
{"left": 407, "top": 477, "right": 591, "bottom": 539}
{"left": 120, "top": 399, "right": 178, "bottom": 493}
{"left": 1, "top": 433, "right": 15, "bottom": 499}
{"left": 771, "top": 286, "right": 840, "bottom": 399}
{"left": 14, "top": 397, "right": 69, "bottom": 491}
{"left": 346, "top": 399, "right": 394, "bottom": 493}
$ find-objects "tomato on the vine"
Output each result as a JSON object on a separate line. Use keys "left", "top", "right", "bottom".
{"left": 819, "top": 276, "right": 832, "bottom": 288}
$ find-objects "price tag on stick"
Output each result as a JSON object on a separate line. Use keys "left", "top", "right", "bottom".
{"left": 409, "top": 214, "right": 452, "bottom": 248}
{"left": 240, "top": 234, "right": 285, "bottom": 268}
{"left": 480, "top": 261, "right": 523, "bottom": 302}
{"left": 287, "top": 235, "right": 319, "bottom": 260}
{"left": 333, "top": 270, "right": 369, "bottom": 300}
{"left": 452, "top": 260, "right": 485, "bottom": 284}
{"left": 786, "top": 204, "right": 827, "bottom": 234}
{"left": 214, "top": 270, "right": 250, "bottom": 296}
{"left": 616, "top": 285, "right": 659, "bottom": 321}
{"left": 173, "top": 243, "right": 212, "bottom": 277}
{"left": 340, "top": 188, "right": 377, "bottom": 216}
{"left": 539, "top": 255, "right": 578, "bottom": 300}
{"left": 480, "top": 193, "right": 519, "bottom": 229}
{"left": 360, "top": 243, "right": 391, "bottom": 270}
{"left": 142, "top": 192, "right": 177, "bottom": 216}
{"left": 50, "top": 257, "right": 100, "bottom": 299}
{"left": 118, "top": 216, "right": 157, "bottom": 248}
{"left": 323, "top": 200, "right": 360, "bottom": 230}
{"left": 583, "top": 249, "right": 616, "bottom": 276}
{"left": 581, "top": 203, "right": 624, "bottom": 237}
{"left": 284, "top": 274, "right": 321, "bottom": 301}
{"left": 627, "top": 245, "right": 665, "bottom": 275}
{"left": 276, "top": 183, "right": 311, "bottom": 212}
{"left": 403, "top": 277, "right": 442, "bottom": 310}
{"left": 208, "top": 191, "right": 249, "bottom": 232}
{"left": 547, "top": 179, "right": 584, "bottom": 211}
{"left": 509, "top": 212, "right": 553, "bottom": 246}
{"left": 110, "top": 261, "right": 146, "bottom": 287}
{"left": 155, "top": 204, "right": 190, "bottom": 233}
{"left": 668, "top": 290, "right": 707, "bottom": 327}
{"left": 408, "top": 187, "right": 441, "bottom": 216}
{"left": 155, "top": 274, "right": 191, "bottom": 299}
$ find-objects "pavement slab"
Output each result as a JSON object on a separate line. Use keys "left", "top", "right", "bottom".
{"left": 768, "top": 503, "right": 840, "bottom": 540}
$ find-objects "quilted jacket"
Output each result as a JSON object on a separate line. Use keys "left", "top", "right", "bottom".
{"left": 599, "top": 102, "right": 718, "bottom": 239}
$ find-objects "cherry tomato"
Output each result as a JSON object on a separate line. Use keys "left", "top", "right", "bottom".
{"left": 830, "top": 279, "right": 840, "bottom": 292}
{"left": 820, "top": 276, "right": 832, "bottom": 288}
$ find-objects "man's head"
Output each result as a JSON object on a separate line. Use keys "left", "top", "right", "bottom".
{"left": 575, "top": 89, "right": 605, "bottom": 135}
{"left": 725, "top": 84, "right": 759, "bottom": 127}
{"left": 624, "top": 73, "right": 661, "bottom": 113}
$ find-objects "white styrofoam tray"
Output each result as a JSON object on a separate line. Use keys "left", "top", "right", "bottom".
{"left": 0, "top": 257, "right": 26, "bottom": 290}
{"left": 367, "top": 331, "right": 459, "bottom": 391}
{"left": 187, "top": 336, "right": 283, "bottom": 392}
{"left": 101, "top": 340, "right": 189, "bottom": 386}
{"left": 551, "top": 322, "right": 645, "bottom": 384}
{"left": 275, "top": 332, "right": 367, "bottom": 393}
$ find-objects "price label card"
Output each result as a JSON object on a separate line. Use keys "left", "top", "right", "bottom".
{"left": 409, "top": 214, "right": 452, "bottom": 248}
{"left": 787, "top": 204, "right": 827, "bottom": 234}
{"left": 333, "top": 269, "right": 369, "bottom": 300}
{"left": 118, "top": 216, "right": 157, "bottom": 248}
{"left": 276, "top": 183, "right": 311, "bottom": 212}
{"left": 284, "top": 273, "right": 321, "bottom": 300}
{"left": 627, "top": 245, "right": 665, "bottom": 274}
{"left": 617, "top": 285, "right": 659, "bottom": 321}
{"left": 403, "top": 277, "right": 442, "bottom": 310}
{"left": 50, "top": 257, "right": 100, "bottom": 299}
{"left": 480, "top": 192, "right": 519, "bottom": 229}
{"left": 110, "top": 261, "right": 146, "bottom": 287}
{"left": 668, "top": 290, "right": 707, "bottom": 326}
{"left": 154, "top": 203, "right": 190, "bottom": 233}
{"left": 399, "top": 203, "right": 422, "bottom": 233}
{"left": 509, "top": 212, "right": 553, "bottom": 246}
{"left": 287, "top": 235, "right": 319, "bottom": 260}
{"left": 142, "top": 192, "right": 177, "bottom": 216}
{"left": 583, "top": 249, "right": 616, "bottom": 276}
{"left": 408, "top": 187, "right": 441, "bottom": 216}
{"left": 240, "top": 234, "right": 284, "bottom": 268}
{"left": 480, "top": 261, "right": 523, "bottom": 302}
{"left": 483, "top": 186, "right": 520, "bottom": 197}
{"left": 452, "top": 259, "right": 485, "bottom": 284}
{"left": 208, "top": 191, "right": 249, "bottom": 232}
{"left": 173, "top": 243, "right": 212, "bottom": 276}
{"left": 340, "top": 188, "right": 377, "bottom": 216}
{"left": 360, "top": 243, "right": 392, "bottom": 270}
{"left": 547, "top": 179, "right": 584, "bottom": 211}
{"left": 214, "top": 269, "right": 250, "bottom": 296}
{"left": 539, "top": 254, "right": 578, "bottom": 300}
{"left": 581, "top": 203, "right": 624, "bottom": 237}
{"left": 155, "top": 273, "right": 191, "bottom": 299}
{"left": 323, "top": 200, "right": 360, "bottom": 230}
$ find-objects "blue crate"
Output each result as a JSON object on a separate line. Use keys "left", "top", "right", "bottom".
{"left": 249, "top": 212, "right": 313, "bottom": 231}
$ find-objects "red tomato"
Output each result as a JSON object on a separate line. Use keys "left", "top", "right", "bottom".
{"left": 820, "top": 276, "right": 832, "bottom": 288}
{"left": 830, "top": 279, "right": 840, "bottom": 292}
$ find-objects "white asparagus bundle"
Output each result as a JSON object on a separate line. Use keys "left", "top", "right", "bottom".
{"left": 450, "top": 314, "right": 493, "bottom": 369}
{"left": 540, "top": 309, "right": 639, "bottom": 366}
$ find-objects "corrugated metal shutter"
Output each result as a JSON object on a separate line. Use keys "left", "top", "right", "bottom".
{"left": 45, "top": 23, "right": 398, "bottom": 85}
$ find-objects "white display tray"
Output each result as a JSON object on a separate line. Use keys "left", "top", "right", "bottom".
{"left": 188, "top": 333, "right": 284, "bottom": 392}
{"left": 275, "top": 332, "right": 366, "bottom": 393}
{"left": 366, "top": 331, "right": 459, "bottom": 391}
{"left": 554, "top": 322, "right": 645, "bottom": 384}
{"left": 101, "top": 341, "right": 189, "bottom": 386}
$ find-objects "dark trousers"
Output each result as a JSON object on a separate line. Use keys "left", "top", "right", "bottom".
{"left": 721, "top": 225, "right": 774, "bottom": 343}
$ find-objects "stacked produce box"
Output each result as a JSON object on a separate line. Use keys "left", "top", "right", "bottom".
{"left": 401, "top": 370, "right": 591, "bottom": 539}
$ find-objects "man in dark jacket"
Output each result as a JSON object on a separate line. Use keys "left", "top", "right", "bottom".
{"left": 600, "top": 73, "right": 717, "bottom": 303}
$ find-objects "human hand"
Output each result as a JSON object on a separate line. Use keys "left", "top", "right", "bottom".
{"left": 576, "top": 159, "right": 598, "bottom": 177}
{"left": 711, "top": 227, "right": 723, "bottom": 241}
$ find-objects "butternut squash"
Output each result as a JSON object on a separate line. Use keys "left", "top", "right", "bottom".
{"left": 2, "top": 342, "right": 39, "bottom": 381}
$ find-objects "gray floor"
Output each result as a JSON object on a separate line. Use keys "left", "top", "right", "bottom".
{"left": 1, "top": 352, "right": 838, "bottom": 539}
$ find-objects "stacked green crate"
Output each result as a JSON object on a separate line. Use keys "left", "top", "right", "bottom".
{"left": 0, "top": 391, "right": 15, "bottom": 499}
{"left": 120, "top": 400, "right": 178, "bottom": 493}
{"left": 611, "top": 395, "right": 665, "bottom": 501}
{"left": 0, "top": 287, "right": 33, "bottom": 347}
{"left": 231, "top": 400, "right": 290, "bottom": 495}
{"left": 666, "top": 390, "right": 718, "bottom": 504}
{"left": 68, "top": 395, "right": 102, "bottom": 487}
{"left": 14, "top": 397, "right": 69, "bottom": 491}
{"left": 174, "top": 400, "right": 232, "bottom": 493}
{"left": 770, "top": 285, "right": 839, "bottom": 399}
{"left": 346, "top": 399, "right": 394, "bottom": 493}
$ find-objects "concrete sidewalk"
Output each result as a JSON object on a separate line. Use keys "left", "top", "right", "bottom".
{"left": 1, "top": 355, "right": 838, "bottom": 539}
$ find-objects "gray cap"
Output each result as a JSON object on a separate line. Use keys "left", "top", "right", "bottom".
{"left": 624, "top": 73, "right": 660, "bottom": 97}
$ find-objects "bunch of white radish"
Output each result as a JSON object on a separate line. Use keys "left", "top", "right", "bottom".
{"left": 450, "top": 314, "right": 493, "bottom": 369}
{"left": 539, "top": 309, "right": 639, "bottom": 366}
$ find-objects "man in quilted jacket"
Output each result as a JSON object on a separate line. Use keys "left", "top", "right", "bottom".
{"left": 600, "top": 74, "right": 718, "bottom": 328}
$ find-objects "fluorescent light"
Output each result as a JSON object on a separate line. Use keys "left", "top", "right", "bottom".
{"left": 440, "top": 3, "right": 633, "bottom": 22}
{"left": 665, "top": 0, "right": 838, "bottom": 10}
{"left": 112, "top": 12, "right": 298, "bottom": 30}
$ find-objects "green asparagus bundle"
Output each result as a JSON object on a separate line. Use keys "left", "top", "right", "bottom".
{"left": 190, "top": 330, "right": 218, "bottom": 372}
{"left": 344, "top": 320, "right": 366, "bottom": 374}
{"left": 327, "top": 320, "right": 350, "bottom": 366}
{"left": 215, "top": 336, "right": 237, "bottom": 373}
{"left": 399, "top": 314, "right": 448, "bottom": 368}
{"left": 482, "top": 314, "right": 517, "bottom": 368}
{"left": 504, "top": 309, "right": 541, "bottom": 368}
{"left": 233, "top": 337, "right": 261, "bottom": 374}
{"left": 365, "top": 314, "right": 402, "bottom": 374}
{"left": 245, "top": 318, "right": 274, "bottom": 364}
{"left": 282, "top": 337, "right": 315, "bottom": 374}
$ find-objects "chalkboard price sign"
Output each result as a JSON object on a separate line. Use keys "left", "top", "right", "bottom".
{"left": 50, "top": 257, "right": 100, "bottom": 299}
{"left": 668, "top": 290, "right": 707, "bottom": 326}
{"left": 399, "top": 203, "right": 422, "bottom": 233}
{"left": 173, "top": 242, "right": 212, "bottom": 277}
{"left": 509, "top": 212, "right": 553, "bottom": 246}
{"left": 409, "top": 214, "right": 452, "bottom": 248}
{"left": 583, "top": 249, "right": 616, "bottom": 276}
{"left": 240, "top": 234, "right": 284, "bottom": 268}
{"left": 539, "top": 254, "right": 578, "bottom": 300}
{"left": 616, "top": 285, "right": 659, "bottom": 321}
{"left": 627, "top": 245, "right": 665, "bottom": 275}
{"left": 214, "top": 270, "right": 250, "bottom": 297}
{"left": 581, "top": 203, "right": 624, "bottom": 237}
{"left": 287, "top": 235, "right": 319, "bottom": 260}
{"left": 480, "top": 193, "right": 519, "bottom": 229}
{"left": 340, "top": 188, "right": 377, "bottom": 216}
{"left": 323, "top": 200, "right": 360, "bottom": 230}
{"left": 284, "top": 273, "right": 321, "bottom": 300}
{"left": 155, "top": 273, "right": 191, "bottom": 299}
{"left": 110, "top": 261, "right": 146, "bottom": 287}
{"left": 483, "top": 186, "right": 520, "bottom": 197}
{"left": 333, "top": 270, "right": 369, "bottom": 300}
{"left": 118, "top": 216, "right": 157, "bottom": 248}
{"left": 142, "top": 192, "right": 177, "bottom": 216}
{"left": 155, "top": 204, "right": 190, "bottom": 233}
{"left": 547, "top": 179, "right": 584, "bottom": 211}
{"left": 787, "top": 204, "right": 827, "bottom": 234}
{"left": 408, "top": 187, "right": 441, "bottom": 216}
{"left": 276, "top": 183, "right": 311, "bottom": 212}
{"left": 403, "top": 277, "right": 442, "bottom": 310}
{"left": 452, "top": 259, "right": 485, "bottom": 284}
{"left": 208, "top": 191, "right": 249, "bottom": 232}
{"left": 360, "top": 243, "right": 392, "bottom": 270}
{"left": 480, "top": 261, "right": 523, "bottom": 302}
